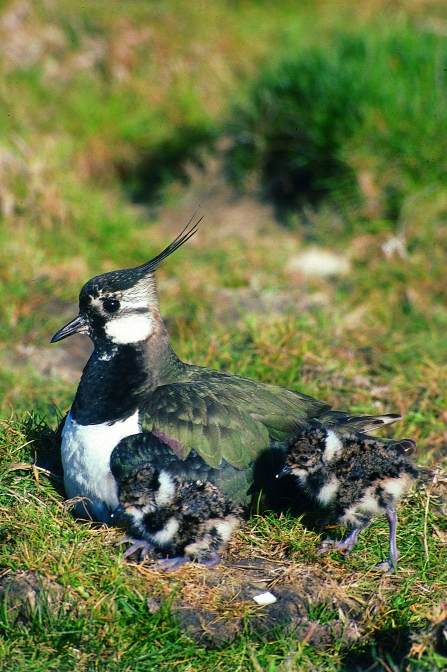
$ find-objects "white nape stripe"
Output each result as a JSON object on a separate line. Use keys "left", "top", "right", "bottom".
{"left": 105, "top": 313, "right": 155, "bottom": 344}
{"left": 152, "top": 517, "right": 180, "bottom": 545}
{"left": 215, "top": 517, "right": 240, "bottom": 542}
{"left": 382, "top": 474, "right": 414, "bottom": 499}
{"left": 317, "top": 473, "right": 340, "bottom": 505}
{"left": 155, "top": 471, "right": 176, "bottom": 507}
{"left": 322, "top": 430, "right": 343, "bottom": 463}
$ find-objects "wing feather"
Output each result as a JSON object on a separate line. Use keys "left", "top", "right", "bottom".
{"left": 141, "top": 377, "right": 328, "bottom": 468}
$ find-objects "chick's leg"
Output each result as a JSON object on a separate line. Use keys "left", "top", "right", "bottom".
{"left": 151, "top": 537, "right": 223, "bottom": 573}
{"left": 196, "top": 551, "right": 221, "bottom": 568}
{"left": 376, "top": 505, "right": 399, "bottom": 574}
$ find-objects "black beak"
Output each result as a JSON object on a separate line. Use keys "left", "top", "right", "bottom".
{"left": 276, "top": 464, "right": 293, "bottom": 479}
{"left": 51, "top": 314, "right": 88, "bottom": 343}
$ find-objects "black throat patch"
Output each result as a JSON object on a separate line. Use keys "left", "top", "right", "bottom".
{"left": 72, "top": 344, "right": 151, "bottom": 424}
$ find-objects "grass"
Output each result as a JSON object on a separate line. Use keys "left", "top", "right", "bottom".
{"left": 223, "top": 23, "right": 447, "bottom": 225}
{"left": 1, "top": 0, "right": 447, "bottom": 668}
{"left": 1, "top": 416, "right": 446, "bottom": 670}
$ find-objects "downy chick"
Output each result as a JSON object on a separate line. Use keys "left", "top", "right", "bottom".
{"left": 112, "top": 464, "right": 243, "bottom": 571}
{"left": 278, "top": 425, "right": 418, "bottom": 573}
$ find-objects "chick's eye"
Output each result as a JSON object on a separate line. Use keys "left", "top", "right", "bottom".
{"left": 103, "top": 299, "right": 120, "bottom": 313}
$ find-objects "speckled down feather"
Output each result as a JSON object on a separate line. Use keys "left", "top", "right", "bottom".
{"left": 279, "top": 424, "right": 418, "bottom": 572}
{"left": 113, "top": 464, "right": 243, "bottom": 569}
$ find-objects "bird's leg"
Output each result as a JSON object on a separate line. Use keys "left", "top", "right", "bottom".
{"left": 116, "top": 537, "right": 155, "bottom": 560}
{"left": 376, "top": 505, "right": 399, "bottom": 574}
{"left": 317, "top": 528, "right": 360, "bottom": 557}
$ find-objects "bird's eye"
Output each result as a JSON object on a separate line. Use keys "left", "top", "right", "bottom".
{"left": 103, "top": 299, "right": 120, "bottom": 313}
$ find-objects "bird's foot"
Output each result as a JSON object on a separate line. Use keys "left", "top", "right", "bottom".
{"left": 154, "top": 556, "right": 190, "bottom": 572}
{"left": 197, "top": 551, "right": 221, "bottom": 568}
{"left": 317, "top": 538, "right": 337, "bottom": 555}
{"left": 317, "top": 529, "right": 360, "bottom": 558}
{"left": 116, "top": 537, "right": 154, "bottom": 560}
{"left": 153, "top": 550, "right": 222, "bottom": 572}
{"left": 317, "top": 538, "right": 354, "bottom": 557}
{"left": 375, "top": 559, "right": 397, "bottom": 575}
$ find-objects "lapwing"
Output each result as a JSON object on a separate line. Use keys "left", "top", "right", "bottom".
{"left": 277, "top": 424, "right": 418, "bottom": 573}
{"left": 112, "top": 456, "right": 243, "bottom": 571}
{"left": 51, "top": 218, "right": 403, "bottom": 539}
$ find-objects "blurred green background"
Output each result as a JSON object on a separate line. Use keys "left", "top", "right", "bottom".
{"left": 1, "top": 0, "right": 447, "bottom": 457}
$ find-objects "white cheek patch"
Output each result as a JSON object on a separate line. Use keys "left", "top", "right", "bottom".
{"left": 105, "top": 313, "right": 155, "bottom": 344}
{"left": 292, "top": 469, "right": 309, "bottom": 484}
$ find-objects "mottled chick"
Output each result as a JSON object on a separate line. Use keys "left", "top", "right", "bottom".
{"left": 278, "top": 425, "right": 418, "bottom": 573}
{"left": 112, "top": 465, "right": 243, "bottom": 571}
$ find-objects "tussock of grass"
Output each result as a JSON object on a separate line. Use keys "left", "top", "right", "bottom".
{"left": 223, "top": 24, "right": 447, "bottom": 225}
{"left": 1, "top": 413, "right": 447, "bottom": 670}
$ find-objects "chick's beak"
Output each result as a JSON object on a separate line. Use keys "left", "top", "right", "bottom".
{"left": 110, "top": 505, "right": 126, "bottom": 522}
{"left": 276, "top": 464, "right": 293, "bottom": 479}
{"left": 51, "top": 314, "right": 88, "bottom": 343}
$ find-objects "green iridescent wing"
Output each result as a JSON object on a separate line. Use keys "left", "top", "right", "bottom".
{"left": 140, "top": 375, "right": 330, "bottom": 469}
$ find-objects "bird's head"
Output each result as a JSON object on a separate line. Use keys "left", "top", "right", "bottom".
{"left": 51, "top": 219, "right": 199, "bottom": 347}
{"left": 117, "top": 466, "right": 176, "bottom": 517}
{"left": 117, "top": 466, "right": 161, "bottom": 514}
{"left": 277, "top": 425, "right": 330, "bottom": 479}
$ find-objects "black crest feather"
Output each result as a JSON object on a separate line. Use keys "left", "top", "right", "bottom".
{"left": 138, "top": 215, "right": 200, "bottom": 275}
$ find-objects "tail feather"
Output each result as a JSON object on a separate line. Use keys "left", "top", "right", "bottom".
{"left": 316, "top": 411, "right": 401, "bottom": 434}
{"left": 384, "top": 437, "right": 417, "bottom": 455}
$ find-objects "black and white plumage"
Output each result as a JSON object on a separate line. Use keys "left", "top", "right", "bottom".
{"left": 111, "top": 462, "right": 243, "bottom": 571}
{"left": 278, "top": 425, "right": 418, "bottom": 573}
{"left": 50, "top": 217, "right": 405, "bottom": 550}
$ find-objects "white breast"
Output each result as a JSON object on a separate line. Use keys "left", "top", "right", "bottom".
{"left": 61, "top": 409, "right": 141, "bottom": 523}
